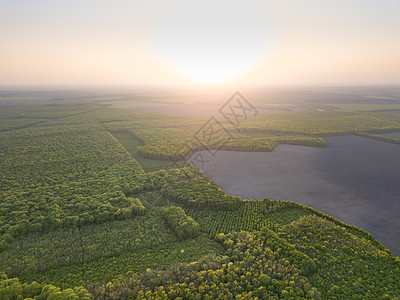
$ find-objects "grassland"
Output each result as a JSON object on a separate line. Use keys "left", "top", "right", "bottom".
{"left": 110, "top": 131, "right": 186, "bottom": 172}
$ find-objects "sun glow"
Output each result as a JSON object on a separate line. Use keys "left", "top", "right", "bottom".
{"left": 152, "top": 0, "right": 270, "bottom": 84}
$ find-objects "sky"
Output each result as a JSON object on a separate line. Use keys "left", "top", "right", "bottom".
{"left": 1, "top": 0, "right": 400, "bottom": 86}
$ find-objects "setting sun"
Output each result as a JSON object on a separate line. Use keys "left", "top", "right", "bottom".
{"left": 0, "top": 0, "right": 399, "bottom": 86}
{"left": 152, "top": 0, "right": 269, "bottom": 84}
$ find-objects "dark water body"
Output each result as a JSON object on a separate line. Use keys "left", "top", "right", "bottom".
{"left": 381, "top": 131, "right": 400, "bottom": 139}
{"left": 379, "top": 110, "right": 400, "bottom": 114}
{"left": 191, "top": 136, "right": 400, "bottom": 256}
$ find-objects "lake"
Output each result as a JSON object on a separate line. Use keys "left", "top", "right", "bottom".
{"left": 381, "top": 131, "right": 400, "bottom": 139}
{"left": 190, "top": 136, "right": 400, "bottom": 256}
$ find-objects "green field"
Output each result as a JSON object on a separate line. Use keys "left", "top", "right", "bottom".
{"left": 111, "top": 131, "right": 185, "bottom": 171}
{"left": 1, "top": 101, "right": 400, "bottom": 299}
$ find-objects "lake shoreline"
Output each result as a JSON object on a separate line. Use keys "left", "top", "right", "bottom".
{"left": 190, "top": 135, "right": 400, "bottom": 256}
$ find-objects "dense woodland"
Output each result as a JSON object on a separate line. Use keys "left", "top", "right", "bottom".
{"left": 1, "top": 101, "right": 400, "bottom": 299}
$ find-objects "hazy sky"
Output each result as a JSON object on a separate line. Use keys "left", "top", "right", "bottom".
{"left": 1, "top": 0, "right": 400, "bottom": 86}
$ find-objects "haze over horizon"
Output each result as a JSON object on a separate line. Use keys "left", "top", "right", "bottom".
{"left": 1, "top": 0, "right": 400, "bottom": 87}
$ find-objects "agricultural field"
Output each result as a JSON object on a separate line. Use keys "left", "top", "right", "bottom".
{"left": 1, "top": 97, "right": 400, "bottom": 299}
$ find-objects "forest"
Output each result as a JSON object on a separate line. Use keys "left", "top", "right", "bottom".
{"left": 1, "top": 100, "right": 400, "bottom": 299}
